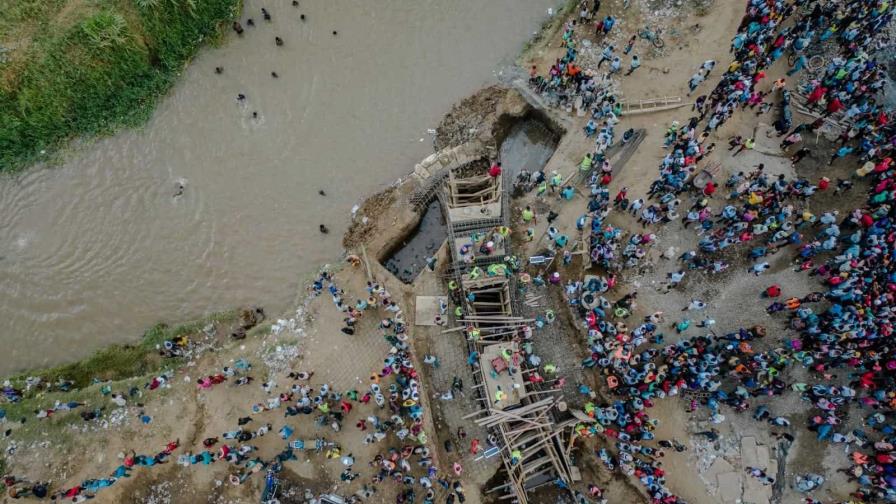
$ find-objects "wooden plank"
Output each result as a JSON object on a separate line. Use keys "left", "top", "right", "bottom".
{"left": 521, "top": 456, "right": 551, "bottom": 475}
{"left": 462, "top": 409, "right": 489, "bottom": 420}
{"left": 359, "top": 245, "right": 374, "bottom": 284}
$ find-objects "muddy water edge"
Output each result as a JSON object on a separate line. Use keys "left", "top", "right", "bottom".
{"left": 0, "top": 0, "right": 555, "bottom": 374}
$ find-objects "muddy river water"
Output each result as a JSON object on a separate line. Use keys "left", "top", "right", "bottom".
{"left": 0, "top": 0, "right": 553, "bottom": 374}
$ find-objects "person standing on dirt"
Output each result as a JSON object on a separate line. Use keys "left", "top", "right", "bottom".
{"left": 787, "top": 54, "right": 807, "bottom": 76}
{"left": 623, "top": 34, "right": 636, "bottom": 54}
{"left": 598, "top": 15, "right": 614, "bottom": 36}
{"left": 626, "top": 55, "right": 641, "bottom": 75}
{"left": 750, "top": 262, "right": 770, "bottom": 276}
{"left": 522, "top": 206, "right": 536, "bottom": 224}
{"left": 791, "top": 147, "right": 811, "bottom": 166}
{"left": 686, "top": 71, "right": 704, "bottom": 96}
{"left": 579, "top": 153, "right": 593, "bottom": 176}
{"left": 597, "top": 44, "right": 614, "bottom": 68}
{"left": 732, "top": 138, "right": 754, "bottom": 157}
{"left": 578, "top": 3, "right": 590, "bottom": 23}
{"left": 828, "top": 145, "right": 853, "bottom": 166}
{"left": 550, "top": 171, "right": 563, "bottom": 192}
{"left": 780, "top": 132, "right": 802, "bottom": 150}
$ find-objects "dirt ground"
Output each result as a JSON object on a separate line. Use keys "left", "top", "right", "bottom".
{"left": 502, "top": 1, "right": 876, "bottom": 503}
{"left": 0, "top": 1, "right": 877, "bottom": 503}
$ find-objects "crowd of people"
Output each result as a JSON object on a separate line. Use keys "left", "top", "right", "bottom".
{"left": 3, "top": 0, "right": 896, "bottom": 503}
{"left": 553, "top": 0, "right": 896, "bottom": 502}
{"left": 2, "top": 266, "right": 479, "bottom": 503}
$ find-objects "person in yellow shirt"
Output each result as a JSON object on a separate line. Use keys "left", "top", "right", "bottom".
{"left": 521, "top": 206, "right": 535, "bottom": 224}
{"left": 550, "top": 171, "right": 563, "bottom": 192}
{"left": 494, "top": 386, "right": 506, "bottom": 404}
{"left": 579, "top": 153, "right": 593, "bottom": 172}
{"left": 732, "top": 137, "right": 755, "bottom": 156}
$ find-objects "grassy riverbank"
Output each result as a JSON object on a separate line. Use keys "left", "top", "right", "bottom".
{"left": 0, "top": 0, "right": 241, "bottom": 171}
{"left": 520, "top": 0, "right": 577, "bottom": 58}
{"left": 0, "top": 312, "right": 248, "bottom": 469}
{"left": 4, "top": 311, "right": 237, "bottom": 398}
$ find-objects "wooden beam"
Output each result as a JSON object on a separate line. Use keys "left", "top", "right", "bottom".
{"left": 359, "top": 245, "right": 374, "bottom": 284}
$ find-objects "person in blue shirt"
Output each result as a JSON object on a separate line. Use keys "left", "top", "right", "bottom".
{"left": 787, "top": 55, "right": 807, "bottom": 76}
{"left": 601, "top": 15, "right": 615, "bottom": 35}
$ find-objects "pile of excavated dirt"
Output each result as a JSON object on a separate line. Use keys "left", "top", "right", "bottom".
{"left": 342, "top": 187, "right": 398, "bottom": 250}
{"left": 434, "top": 85, "right": 510, "bottom": 151}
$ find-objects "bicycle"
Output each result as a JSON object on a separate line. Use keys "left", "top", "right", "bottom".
{"left": 639, "top": 26, "right": 665, "bottom": 49}
{"left": 787, "top": 48, "right": 825, "bottom": 72}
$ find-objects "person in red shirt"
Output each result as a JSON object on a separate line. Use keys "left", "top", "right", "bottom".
{"left": 124, "top": 449, "right": 136, "bottom": 468}
{"left": 765, "top": 284, "right": 781, "bottom": 298}
{"left": 807, "top": 85, "right": 826, "bottom": 106}
{"left": 488, "top": 162, "right": 502, "bottom": 178}
{"left": 65, "top": 486, "right": 84, "bottom": 499}
{"left": 702, "top": 181, "right": 716, "bottom": 197}
{"left": 614, "top": 187, "right": 627, "bottom": 205}
{"left": 818, "top": 177, "right": 829, "bottom": 191}
{"left": 825, "top": 97, "right": 844, "bottom": 116}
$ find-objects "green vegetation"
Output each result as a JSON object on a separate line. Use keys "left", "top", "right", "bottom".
{"left": 0, "top": 311, "right": 236, "bottom": 444}
{"left": 520, "top": 0, "right": 578, "bottom": 58}
{"left": 6, "top": 311, "right": 236, "bottom": 394}
{"left": 0, "top": 0, "right": 241, "bottom": 170}
{"left": 2, "top": 382, "right": 111, "bottom": 442}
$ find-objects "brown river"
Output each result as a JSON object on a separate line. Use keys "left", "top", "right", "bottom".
{"left": 0, "top": 0, "right": 554, "bottom": 374}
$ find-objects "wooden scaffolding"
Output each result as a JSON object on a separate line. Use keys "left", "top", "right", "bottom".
{"left": 439, "top": 155, "right": 577, "bottom": 504}
{"left": 467, "top": 397, "right": 577, "bottom": 503}
{"left": 461, "top": 276, "right": 513, "bottom": 318}
{"left": 445, "top": 170, "right": 502, "bottom": 207}
{"left": 440, "top": 165, "right": 506, "bottom": 234}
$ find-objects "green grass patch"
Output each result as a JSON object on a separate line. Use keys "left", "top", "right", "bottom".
{"left": 5, "top": 311, "right": 237, "bottom": 394}
{"left": 519, "top": 0, "right": 579, "bottom": 59}
{"left": 0, "top": 0, "right": 242, "bottom": 171}
{"left": 0, "top": 311, "right": 237, "bottom": 446}
{"left": 2, "top": 385, "right": 105, "bottom": 443}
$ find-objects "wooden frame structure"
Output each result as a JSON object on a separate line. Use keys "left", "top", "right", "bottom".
{"left": 437, "top": 154, "right": 577, "bottom": 504}
{"left": 467, "top": 397, "right": 577, "bottom": 503}
{"left": 619, "top": 95, "right": 688, "bottom": 115}
{"left": 440, "top": 162, "right": 505, "bottom": 234}
{"left": 445, "top": 170, "right": 502, "bottom": 207}
{"left": 461, "top": 276, "right": 513, "bottom": 319}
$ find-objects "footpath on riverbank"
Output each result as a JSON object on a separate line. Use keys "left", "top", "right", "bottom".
{"left": 3, "top": 0, "right": 896, "bottom": 503}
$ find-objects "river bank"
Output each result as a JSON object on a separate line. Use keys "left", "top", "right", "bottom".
{"left": 2, "top": 0, "right": 885, "bottom": 502}
{"left": 0, "top": 0, "right": 556, "bottom": 376}
{"left": 0, "top": 0, "right": 242, "bottom": 170}
{"left": 0, "top": 3, "right": 578, "bottom": 500}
